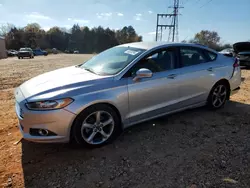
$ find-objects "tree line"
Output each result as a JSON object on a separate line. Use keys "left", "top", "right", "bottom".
{"left": 1, "top": 23, "right": 142, "bottom": 53}
{"left": 1, "top": 23, "right": 245, "bottom": 53}
{"left": 183, "top": 30, "right": 233, "bottom": 51}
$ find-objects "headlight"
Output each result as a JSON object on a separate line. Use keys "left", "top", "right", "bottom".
{"left": 26, "top": 98, "right": 73, "bottom": 110}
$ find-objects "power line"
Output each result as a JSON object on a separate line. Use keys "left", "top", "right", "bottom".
{"left": 200, "top": 0, "right": 213, "bottom": 8}
{"left": 181, "top": 0, "right": 189, "bottom": 6}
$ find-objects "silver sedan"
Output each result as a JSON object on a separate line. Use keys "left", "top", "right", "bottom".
{"left": 15, "top": 42, "right": 241, "bottom": 147}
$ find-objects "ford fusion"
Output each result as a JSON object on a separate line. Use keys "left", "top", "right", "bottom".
{"left": 15, "top": 42, "right": 241, "bottom": 147}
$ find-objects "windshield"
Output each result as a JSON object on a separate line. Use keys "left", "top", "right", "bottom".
{"left": 80, "top": 46, "right": 145, "bottom": 75}
{"left": 20, "top": 48, "right": 31, "bottom": 51}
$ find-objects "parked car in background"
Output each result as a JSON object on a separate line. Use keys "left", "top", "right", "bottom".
{"left": 14, "top": 42, "right": 241, "bottom": 147}
{"left": 7, "top": 49, "right": 18, "bottom": 57}
{"left": 52, "top": 48, "right": 58, "bottom": 54}
{"left": 64, "top": 49, "right": 73, "bottom": 54}
{"left": 17, "top": 48, "right": 34, "bottom": 59}
{"left": 233, "top": 42, "right": 250, "bottom": 68}
{"left": 73, "top": 50, "right": 79, "bottom": 54}
{"left": 219, "top": 48, "right": 234, "bottom": 57}
{"left": 33, "top": 49, "right": 48, "bottom": 56}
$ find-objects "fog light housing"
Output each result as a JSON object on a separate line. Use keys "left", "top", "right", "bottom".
{"left": 38, "top": 129, "right": 49, "bottom": 136}
{"left": 29, "top": 128, "right": 57, "bottom": 136}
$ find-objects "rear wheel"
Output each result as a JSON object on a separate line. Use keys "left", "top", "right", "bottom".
{"left": 72, "top": 104, "right": 121, "bottom": 148}
{"left": 207, "top": 82, "right": 229, "bottom": 109}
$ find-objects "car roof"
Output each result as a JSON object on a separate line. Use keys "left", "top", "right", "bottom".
{"left": 118, "top": 41, "right": 216, "bottom": 53}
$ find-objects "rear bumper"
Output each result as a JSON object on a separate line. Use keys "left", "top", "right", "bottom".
{"left": 231, "top": 87, "right": 240, "bottom": 95}
{"left": 240, "top": 60, "right": 250, "bottom": 66}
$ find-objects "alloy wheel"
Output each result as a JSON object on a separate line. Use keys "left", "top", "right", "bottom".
{"left": 80, "top": 111, "right": 114, "bottom": 145}
{"left": 212, "top": 85, "right": 227, "bottom": 108}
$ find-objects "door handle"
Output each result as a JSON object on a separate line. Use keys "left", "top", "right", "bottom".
{"left": 167, "top": 74, "right": 177, "bottom": 79}
{"left": 207, "top": 67, "right": 213, "bottom": 71}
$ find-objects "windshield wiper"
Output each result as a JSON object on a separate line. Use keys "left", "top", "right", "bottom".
{"left": 84, "top": 67, "right": 96, "bottom": 74}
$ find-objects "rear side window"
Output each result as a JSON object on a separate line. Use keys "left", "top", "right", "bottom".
{"left": 203, "top": 50, "right": 217, "bottom": 61}
{"left": 180, "top": 47, "right": 209, "bottom": 67}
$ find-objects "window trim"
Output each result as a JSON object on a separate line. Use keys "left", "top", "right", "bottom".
{"left": 178, "top": 46, "right": 211, "bottom": 68}
{"left": 122, "top": 47, "right": 179, "bottom": 78}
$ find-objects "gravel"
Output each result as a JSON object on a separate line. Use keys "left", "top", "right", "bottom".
{"left": 0, "top": 55, "right": 250, "bottom": 188}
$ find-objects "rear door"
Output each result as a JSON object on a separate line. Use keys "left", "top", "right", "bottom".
{"left": 176, "top": 46, "right": 219, "bottom": 107}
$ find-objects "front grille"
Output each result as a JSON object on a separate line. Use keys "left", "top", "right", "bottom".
{"left": 20, "top": 52, "right": 30, "bottom": 56}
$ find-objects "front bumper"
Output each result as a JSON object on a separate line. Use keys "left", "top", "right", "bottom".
{"left": 18, "top": 53, "right": 32, "bottom": 57}
{"left": 231, "top": 87, "right": 240, "bottom": 95}
{"left": 15, "top": 89, "right": 76, "bottom": 143}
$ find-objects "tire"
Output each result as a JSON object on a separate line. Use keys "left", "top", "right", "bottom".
{"left": 207, "top": 81, "right": 229, "bottom": 109}
{"left": 72, "top": 104, "right": 122, "bottom": 148}
{"left": 18, "top": 57, "right": 20, "bottom": 59}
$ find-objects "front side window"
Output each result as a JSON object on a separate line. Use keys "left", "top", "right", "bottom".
{"left": 180, "top": 47, "right": 208, "bottom": 67}
{"left": 80, "top": 46, "right": 145, "bottom": 75}
{"left": 127, "top": 48, "right": 177, "bottom": 77}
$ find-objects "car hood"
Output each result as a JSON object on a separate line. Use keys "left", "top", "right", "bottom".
{"left": 233, "top": 42, "right": 250, "bottom": 53}
{"left": 20, "top": 66, "right": 112, "bottom": 101}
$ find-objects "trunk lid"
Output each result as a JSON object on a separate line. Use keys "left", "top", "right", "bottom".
{"left": 233, "top": 42, "right": 250, "bottom": 54}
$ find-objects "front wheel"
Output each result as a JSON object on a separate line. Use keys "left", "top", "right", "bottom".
{"left": 72, "top": 104, "right": 121, "bottom": 148}
{"left": 207, "top": 82, "right": 229, "bottom": 109}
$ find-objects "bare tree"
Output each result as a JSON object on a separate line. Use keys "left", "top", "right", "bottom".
{"left": 0, "top": 23, "right": 15, "bottom": 36}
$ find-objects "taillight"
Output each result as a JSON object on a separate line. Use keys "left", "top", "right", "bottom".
{"left": 233, "top": 58, "right": 239, "bottom": 67}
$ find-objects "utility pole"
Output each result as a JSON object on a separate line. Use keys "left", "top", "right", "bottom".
{"left": 155, "top": 0, "right": 183, "bottom": 42}
{"left": 169, "top": 0, "right": 183, "bottom": 42}
{"left": 155, "top": 13, "right": 175, "bottom": 42}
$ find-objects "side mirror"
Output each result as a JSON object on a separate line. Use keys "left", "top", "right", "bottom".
{"left": 133, "top": 68, "right": 152, "bottom": 82}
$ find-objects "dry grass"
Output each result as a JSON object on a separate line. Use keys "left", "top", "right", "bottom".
{"left": 0, "top": 55, "right": 250, "bottom": 187}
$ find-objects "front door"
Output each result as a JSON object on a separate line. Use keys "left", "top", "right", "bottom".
{"left": 125, "top": 47, "right": 181, "bottom": 124}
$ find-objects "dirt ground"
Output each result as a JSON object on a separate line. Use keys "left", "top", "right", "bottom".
{"left": 0, "top": 54, "right": 250, "bottom": 188}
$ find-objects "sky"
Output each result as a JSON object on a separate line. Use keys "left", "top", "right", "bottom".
{"left": 0, "top": 0, "right": 249, "bottom": 44}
